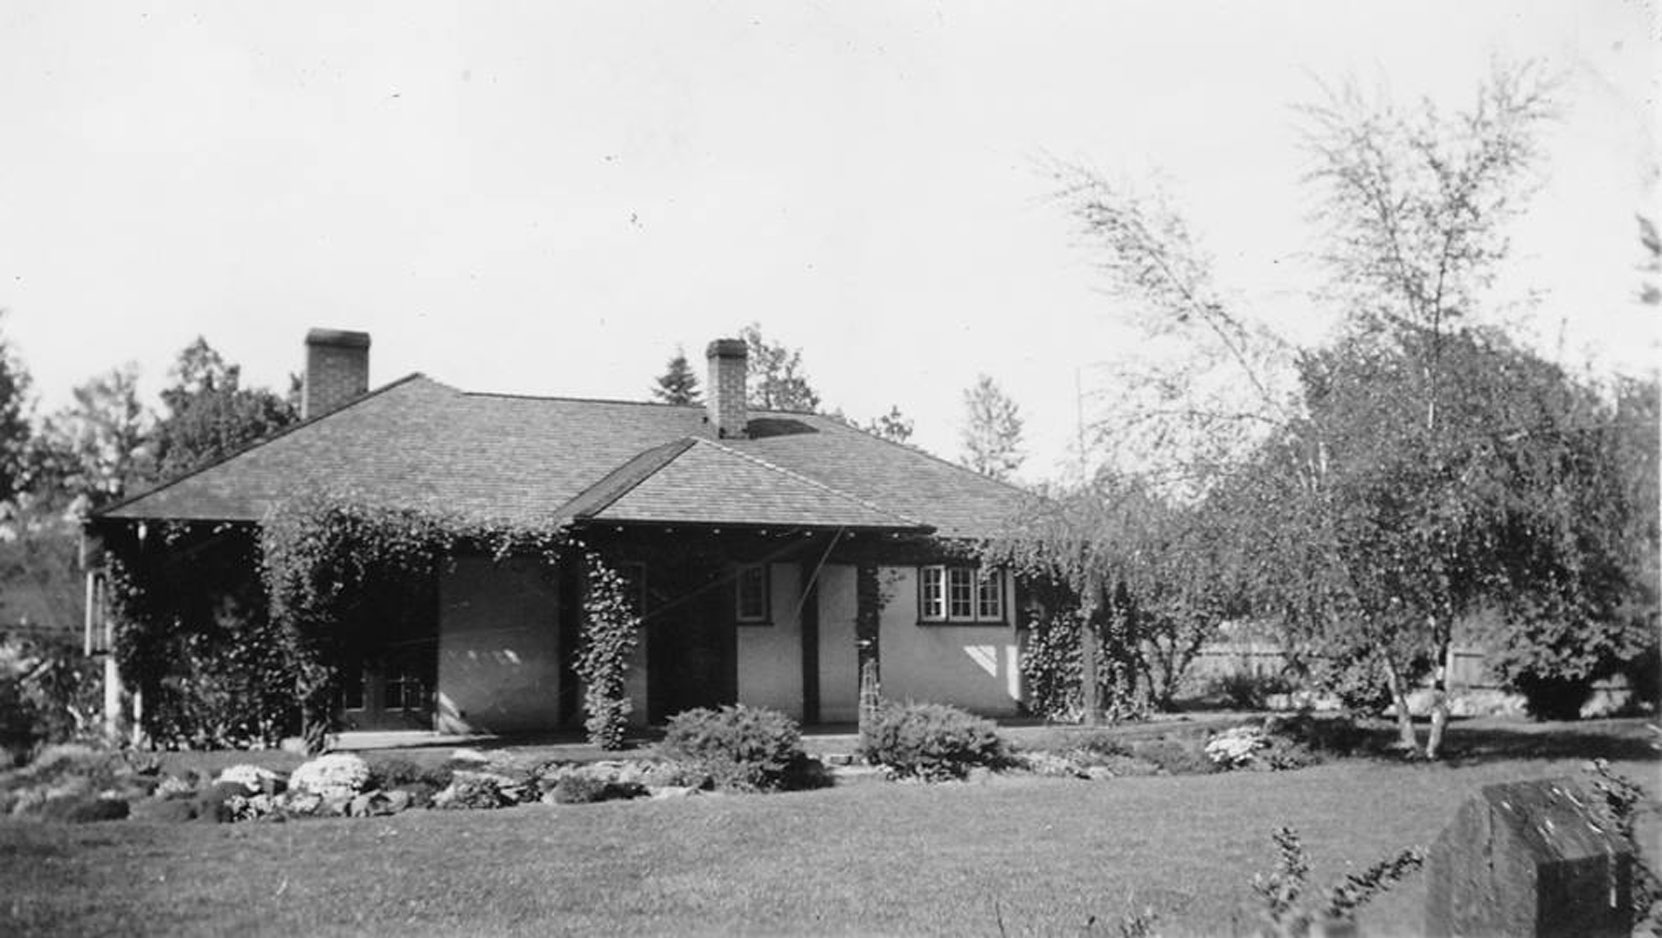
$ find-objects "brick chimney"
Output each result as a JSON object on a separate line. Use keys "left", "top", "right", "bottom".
{"left": 705, "top": 338, "right": 748, "bottom": 439}
{"left": 302, "top": 328, "right": 371, "bottom": 419}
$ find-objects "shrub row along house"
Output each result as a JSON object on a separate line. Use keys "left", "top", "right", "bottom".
{"left": 85, "top": 330, "right": 1031, "bottom": 741}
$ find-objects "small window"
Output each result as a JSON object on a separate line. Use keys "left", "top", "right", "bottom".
{"left": 977, "top": 569, "right": 1003, "bottom": 621}
{"left": 920, "top": 566, "right": 946, "bottom": 619}
{"left": 736, "top": 563, "right": 769, "bottom": 623}
{"left": 919, "top": 565, "right": 1006, "bottom": 624}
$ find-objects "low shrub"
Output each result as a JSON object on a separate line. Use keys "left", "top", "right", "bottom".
{"left": 1067, "top": 729, "right": 1132, "bottom": 761}
{"left": 366, "top": 757, "right": 427, "bottom": 790}
{"left": 1205, "top": 726, "right": 1269, "bottom": 769}
{"left": 551, "top": 774, "right": 648, "bottom": 805}
{"left": 1258, "top": 735, "right": 1323, "bottom": 771}
{"left": 1265, "top": 712, "right": 1364, "bottom": 756}
{"left": 1208, "top": 671, "right": 1294, "bottom": 711}
{"left": 659, "top": 704, "right": 815, "bottom": 792}
{"left": 389, "top": 780, "right": 440, "bottom": 808}
{"left": 37, "top": 795, "right": 130, "bottom": 823}
{"left": 637, "top": 760, "right": 713, "bottom": 790}
{"left": 435, "top": 774, "right": 507, "bottom": 810}
{"left": 1206, "top": 723, "right": 1326, "bottom": 772}
{"left": 1129, "top": 737, "right": 1216, "bottom": 775}
{"left": 857, "top": 702, "right": 1009, "bottom": 781}
{"left": 1096, "top": 753, "right": 1162, "bottom": 777}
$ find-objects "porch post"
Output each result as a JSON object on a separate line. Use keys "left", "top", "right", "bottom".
{"left": 102, "top": 654, "right": 123, "bottom": 743}
{"left": 799, "top": 566, "right": 820, "bottom": 725}
{"left": 855, "top": 563, "right": 880, "bottom": 731}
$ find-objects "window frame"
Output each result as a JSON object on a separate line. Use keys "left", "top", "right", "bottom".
{"left": 735, "top": 562, "right": 771, "bottom": 624}
{"left": 918, "top": 564, "right": 1007, "bottom": 625}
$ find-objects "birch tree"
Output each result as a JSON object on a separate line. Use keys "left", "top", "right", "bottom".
{"left": 1052, "top": 64, "right": 1561, "bottom": 756}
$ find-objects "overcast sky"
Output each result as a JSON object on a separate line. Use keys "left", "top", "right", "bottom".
{"left": 0, "top": 1, "right": 1654, "bottom": 481}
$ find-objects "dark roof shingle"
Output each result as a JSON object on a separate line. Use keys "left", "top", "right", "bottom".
{"left": 99, "top": 375, "right": 1025, "bottom": 539}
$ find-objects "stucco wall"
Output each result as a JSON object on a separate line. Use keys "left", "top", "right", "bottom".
{"left": 735, "top": 563, "right": 804, "bottom": 718}
{"left": 877, "top": 566, "right": 1022, "bottom": 716}
{"left": 436, "top": 556, "right": 560, "bottom": 733}
{"left": 815, "top": 564, "right": 860, "bottom": 723}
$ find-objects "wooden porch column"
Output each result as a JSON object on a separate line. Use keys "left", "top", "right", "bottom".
{"left": 1081, "top": 570, "right": 1102, "bottom": 727}
{"left": 799, "top": 566, "right": 820, "bottom": 725}
{"left": 855, "top": 563, "right": 880, "bottom": 729}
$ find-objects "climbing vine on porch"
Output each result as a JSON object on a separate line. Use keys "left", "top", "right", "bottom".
{"left": 573, "top": 550, "right": 640, "bottom": 750}
{"left": 259, "top": 490, "right": 568, "bottom": 752}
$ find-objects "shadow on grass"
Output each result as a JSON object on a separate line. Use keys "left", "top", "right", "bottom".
{"left": 1347, "top": 718, "right": 1660, "bottom": 767}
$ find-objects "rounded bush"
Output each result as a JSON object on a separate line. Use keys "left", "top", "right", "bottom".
{"left": 38, "top": 795, "right": 131, "bottom": 823}
{"left": 289, "top": 753, "right": 371, "bottom": 799}
{"left": 1129, "top": 737, "right": 1217, "bottom": 775}
{"left": 857, "top": 702, "right": 1008, "bottom": 781}
{"left": 551, "top": 773, "right": 647, "bottom": 805}
{"left": 658, "top": 704, "right": 812, "bottom": 792}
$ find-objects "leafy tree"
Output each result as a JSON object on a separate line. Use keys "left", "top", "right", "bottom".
{"left": 1640, "top": 215, "right": 1660, "bottom": 306}
{"left": 1050, "top": 64, "right": 1645, "bottom": 756}
{"left": 739, "top": 323, "right": 821, "bottom": 413}
{"left": 152, "top": 337, "right": 296, "bottom": 480}
{"left": 960, "top": 374, "right": 1025, "bottom": 481}
{"left": 0, "top": 312, "right": 35, "bottom": 507}
{"left": 984, "top": 473, "right": 1248, "bottom": 720}
{"left": 650, "top": 346, "right": 701, "bottom": 406}
{"left": 34, "top": 364, "right": 154, "bottom": 514}
{"left": 863, "top": 405, "right": 914, "bottom": 445}
{"left": 1292, "top": 65, "right": 1555, "bottom": 754}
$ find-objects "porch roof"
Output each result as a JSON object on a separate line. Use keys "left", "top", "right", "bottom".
{"left": 94, "top": 374, "right": 1026, "bottom": 539}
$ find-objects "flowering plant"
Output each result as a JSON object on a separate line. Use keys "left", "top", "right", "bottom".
{"left": 288, "top": 753, "right": 370, "bottom": 798}
{"left": 1205, "top": 725, "right": 1269, "bottom": 768}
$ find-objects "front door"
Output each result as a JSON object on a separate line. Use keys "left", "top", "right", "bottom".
{"left": 340, "top": 643, "right": 436, "bottom": 730}
{"left": 647, "top": 587, "right": 736, "bottom": 722}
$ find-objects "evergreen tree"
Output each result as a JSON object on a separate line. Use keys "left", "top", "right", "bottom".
{"left": 650, "top": 347, "right": 701, "bottom": 405}
{"left": 863, "top": 405, "right": 915, "bottom": 445}
{"left": 960, "top": 374, "right": 1025, "bottom": 481}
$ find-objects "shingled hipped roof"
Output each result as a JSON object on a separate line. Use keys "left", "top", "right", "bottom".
{"left": 96, "top": 375, "right": 1026, "bottom": 539}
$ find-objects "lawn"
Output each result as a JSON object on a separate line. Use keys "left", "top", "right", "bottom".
{"left": 2, "top": 722, "right": 1657, "bottom": 937}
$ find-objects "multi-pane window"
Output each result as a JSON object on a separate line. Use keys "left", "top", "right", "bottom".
{"left": 919, "top": 565, "right": 1005, "bottom": 623}
{"left": 977, "top": 569, "right": 1003, "bottom": 620}
{"left": 736, "top": 563, "right": 769, "bottom": 623}
{"left": 920, "top": 566, "right": 946, "bottom": 619}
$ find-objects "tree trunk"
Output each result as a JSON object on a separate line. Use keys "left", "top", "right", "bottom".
{"left": 1380, "top": 655, "right": 1419, "bottom": 752}
{"left": 1424, "top": 637, "right": 1451, "bottom": 760}
{"left": 1080, "top": 573, "right": 1101, "bottom": 726}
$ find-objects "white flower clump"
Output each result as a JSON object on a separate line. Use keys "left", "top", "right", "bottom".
{"left": 215, "top": 764, "right": 285, "bottom": 793}
{"left": 288, "top": 753, "right": 371, "bottom": 799}
{"left": 1205, "top": 726, "right": 1269, "bottom": 768}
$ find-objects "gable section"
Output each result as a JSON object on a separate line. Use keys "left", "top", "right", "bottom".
{"left": 586, "top": 439, "right": 929, "bottom": 531}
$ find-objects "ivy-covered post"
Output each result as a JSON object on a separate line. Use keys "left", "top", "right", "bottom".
{"left": 574, "top": 551, "right": 640, "bottom": 749}
{"left": 1080, "top": 570, "right": 1102, "bottom": 726}
{"left": 855, "top": 563, "right": 881, "bottom": 737}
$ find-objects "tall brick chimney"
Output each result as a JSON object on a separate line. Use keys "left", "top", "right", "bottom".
{"left": 705, "top": 338, "right": 748, "bottom": 439}
{"left": 302, "top": 328, "right": 371, "bottom": 419}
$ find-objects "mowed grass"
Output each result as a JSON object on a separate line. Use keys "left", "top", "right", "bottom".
{"left": 4, "top": 750, "right": 1658, "bottom": 937}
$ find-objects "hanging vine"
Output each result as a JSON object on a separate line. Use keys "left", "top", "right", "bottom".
{"left": 573, "top": 550, "right": 640, "bottom": 750}
{"left": 258, "top": 489, "right": 568, "bottom": 752}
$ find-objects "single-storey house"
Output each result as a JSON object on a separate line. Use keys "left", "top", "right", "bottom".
{"left": 88, "top": 329, "right": 1033, "bottom": 734}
